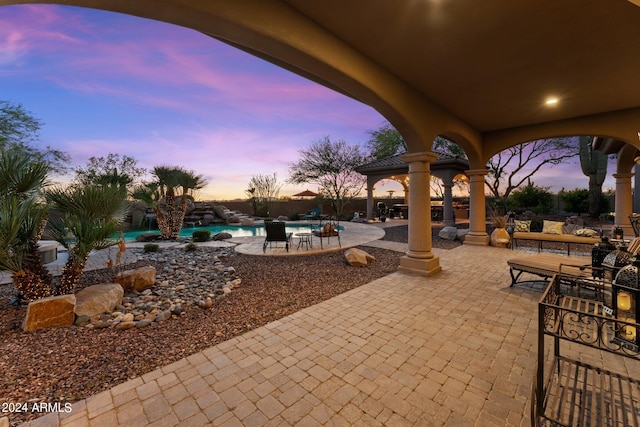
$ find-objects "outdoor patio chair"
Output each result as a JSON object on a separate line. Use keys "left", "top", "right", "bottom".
{"left": 312, "top": 216, "right": 341, "bottom": 249}
{"left": 303, "top": 208, "right": 321, "bottom": 220}
{"left": 263, "top": 221, "right": 293, "bottom": 253}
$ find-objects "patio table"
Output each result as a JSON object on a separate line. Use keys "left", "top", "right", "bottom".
{"left": 295, "top": 232, "right": 313, "bottom": 250}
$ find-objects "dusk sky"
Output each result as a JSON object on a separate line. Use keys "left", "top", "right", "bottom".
{"left": 0, "top": 4, "right": 617, "bottom": 201}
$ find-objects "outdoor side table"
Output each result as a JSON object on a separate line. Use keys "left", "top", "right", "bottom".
{"left": 296, "top": 232, "right": 313, "bottom": 250}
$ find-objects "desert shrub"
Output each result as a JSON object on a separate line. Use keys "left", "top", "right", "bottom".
{"left": 560, "top": 188, "right": 610, "bottom": 217}
{"left": 143, "top": 243, "right": 160, "bottom": 253}
{"left": 184, "top": 242, "right": 198, "bottom": 252}
{"left": 508, "top": 184, "right": 554, "bottom": 214}
{"left": 192, "top": 229, "right": 211, "bottom": 242}
{"left": 560, "top": 188, "right": 589, "bottom": 215}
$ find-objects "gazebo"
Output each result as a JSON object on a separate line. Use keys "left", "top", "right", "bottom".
{"left": 356, "top": 152, "right": 470, "bottom": 226}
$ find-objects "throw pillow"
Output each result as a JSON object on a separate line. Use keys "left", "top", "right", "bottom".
{"left": 514, "top": 220, "right": 531, "bottom": 232}
{"left": 542, "top": 220, "right": 564, "bottom": 235}
{"left": 562, "top": 223, "right": 582, "bottom": 234}
{"left": 572, "top": 228, "right": 598, "bottom": 237}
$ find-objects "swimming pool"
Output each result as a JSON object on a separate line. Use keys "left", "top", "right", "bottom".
{"left": 119, "top": 223, "right": 339, "bottom": 241}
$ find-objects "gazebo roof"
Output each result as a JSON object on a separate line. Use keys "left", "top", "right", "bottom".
{"left": 355, "top": 152, "right": 469, "bottom": 177}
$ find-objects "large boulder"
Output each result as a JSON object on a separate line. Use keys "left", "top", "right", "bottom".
{"left": 202, "top": 214, "right": 215, "bottom": 225}
{"left": 438, "top": 226, "right": 458, "bottom": 240}
{"left": 115, "top": 266, "right": 156, "bottom": 292}
{"left": 240, "top": 217, "right": 255, "bottom": 225}
{"left": 135, "top": 232, "right": 161, "bottom": 242}
{"left": 456, "top": 228, "right": 469, "bottom": 242}
{"left": 75, "top": 283, "right": 124, "bottom": 317}
{"left": 213, "top": 232, "right": 233, "bottom": 241}
{"left": 24, "top": 294, "right": 76, "bottom": 332}
{"left": 344, "top": 248, "right": 376, "bottom": 267}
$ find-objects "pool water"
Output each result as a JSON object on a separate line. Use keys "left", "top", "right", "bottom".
{"left": 119, "top": 223, "right": 336, "bottom": 241}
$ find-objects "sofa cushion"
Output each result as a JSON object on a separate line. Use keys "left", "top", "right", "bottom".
{"left": 512, "top": 231, "right": 600, "bottom": 244}
{"left": 514, "top": 220, "right": 531, "bottom": 232}
{"left": 542, "top": 220, "right": 564, "bottom": 235}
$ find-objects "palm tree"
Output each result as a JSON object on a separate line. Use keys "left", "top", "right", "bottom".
{"left": 94, "top": 168, "right": 132, "bottom": 197}
{"left": 0, "top": 151, "right": 52, "bottom": 301}
{"left": 46, "top": 185, "right": 129, "bottom": 295}
{"left": 133, "top": 166, "right": 205, "bottom": 239}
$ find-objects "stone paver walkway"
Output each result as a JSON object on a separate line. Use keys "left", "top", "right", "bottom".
{"left": 10, "top": 244, "right": 591, "bottom": 427}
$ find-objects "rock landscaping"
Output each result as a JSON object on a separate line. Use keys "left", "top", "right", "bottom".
{"left": 0, "top": 245, "right": 405, "bottom": 425}
{"left": 78, "top": 247, "right": 241, "bottom": 330}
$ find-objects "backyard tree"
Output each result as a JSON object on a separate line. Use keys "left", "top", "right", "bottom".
{"left": 507, "top": 183, "right": 554, "bottom": 214}
{"left": 559, "top": 188, "right": 589, "bottom": 216}
{"left": 0, "top": 99, "right": 70, "bottom": 174}
{"left": 559, "top": 188, "right": 610, "bottom": 217}
{"left": 366, "top": 122, "right": 407, "bottom": 159}
{"left": 245, "top": 173, "right": 282, "bottom": 217}
{"left": 289, "top": 136, "right": 370, "bottom": 216}
{"left": 0, "top": 151, "right": 53, "bottom": 301}
{"left": 366, "top": 122, "right": 465, "bottom": 159}
{"left": 46, "top": 185, "right": 130, "bottom": 295}
{"left": 132, "top": 166, "right": 206, "bottom": 239}
{"left": 486, "top": 138, "right": 576, "bottom": 200}
{"left": 73, "top": 153, "right": 146, "bottom": 196}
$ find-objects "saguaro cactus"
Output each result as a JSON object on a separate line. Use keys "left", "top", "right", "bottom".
{"left": 579, "top": 136, "right": 607, "bottom": 217}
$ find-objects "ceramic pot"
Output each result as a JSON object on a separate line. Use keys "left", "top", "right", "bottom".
{"left": 490, "top": 227, "right": 510, "bottom": 248}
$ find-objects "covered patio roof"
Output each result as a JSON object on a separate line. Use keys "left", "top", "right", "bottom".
{"left": 6, "top": 0, "right": 639, "bottom": 158}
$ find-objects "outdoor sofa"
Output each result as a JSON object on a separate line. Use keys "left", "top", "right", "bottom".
{"left": 510, "top": 218, "right": 601, "bottom": 255}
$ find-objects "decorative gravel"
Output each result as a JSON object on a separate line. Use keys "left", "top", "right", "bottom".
{"left": 0, "top": 244, "right": 404, "bottom": 425}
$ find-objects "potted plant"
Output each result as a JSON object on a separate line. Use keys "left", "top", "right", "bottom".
{"left": 489, "top": 210, "right": 510, "bottom": 248}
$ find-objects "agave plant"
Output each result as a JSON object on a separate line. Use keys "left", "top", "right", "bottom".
{"left": 46, "top": 185, "right": 130, "bottom": 295}
{"left": 0, "top": 151, "right": 53, "bottom": 300}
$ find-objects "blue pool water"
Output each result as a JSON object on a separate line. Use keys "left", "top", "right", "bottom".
{"left": 119, "top": 223, "right": 339, "bottom": 241}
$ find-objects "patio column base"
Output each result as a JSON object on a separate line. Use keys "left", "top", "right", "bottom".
{"left": 464, "top": 233, "right": 490, "bottom": 246}
{"left": 399, "top": 255, "right": 441, "bottom": 276}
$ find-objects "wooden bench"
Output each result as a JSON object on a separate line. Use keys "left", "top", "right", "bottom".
{"left": 511, "top": 231, "right": 600, "bottom": 255}
{"left": 507, "top": 253, "right": 591, "bottom": 287}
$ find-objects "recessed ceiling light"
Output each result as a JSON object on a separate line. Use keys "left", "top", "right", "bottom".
{"left": 545, "top": 97, "right": 558, "bottom": 106}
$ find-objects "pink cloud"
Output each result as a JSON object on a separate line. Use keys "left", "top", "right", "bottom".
{"left": 2, "top": 4, "right": 386, "bottom": 200}
{"left": 2, "top": 4, "right": 358, "bottom": 122}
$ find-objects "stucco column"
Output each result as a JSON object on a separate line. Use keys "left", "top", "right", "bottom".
{"left": 464, "top": 169, "right": 490, "bottom": 246}
{"left": 366, "top": 178, "right": 375, "bottom": 219}
{"left": 442, "top": 177, "right": 454, "bottom": 226}
{"left": 398, "top": 151, "right": 441, "bottom": 276}
{"left": 635, "top": 164, "right": 640, "bottom": 213}
{"left": 614, "top": 172, "right": 634, "bottom": 236}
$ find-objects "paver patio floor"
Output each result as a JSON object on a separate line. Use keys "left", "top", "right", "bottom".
{"left": 11, "top": 244, "right": 612, "bottom": 426}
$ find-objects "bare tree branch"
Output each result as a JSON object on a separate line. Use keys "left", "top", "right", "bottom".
{"left": 485, "top": 138, "right": 577, "bottom": 199}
